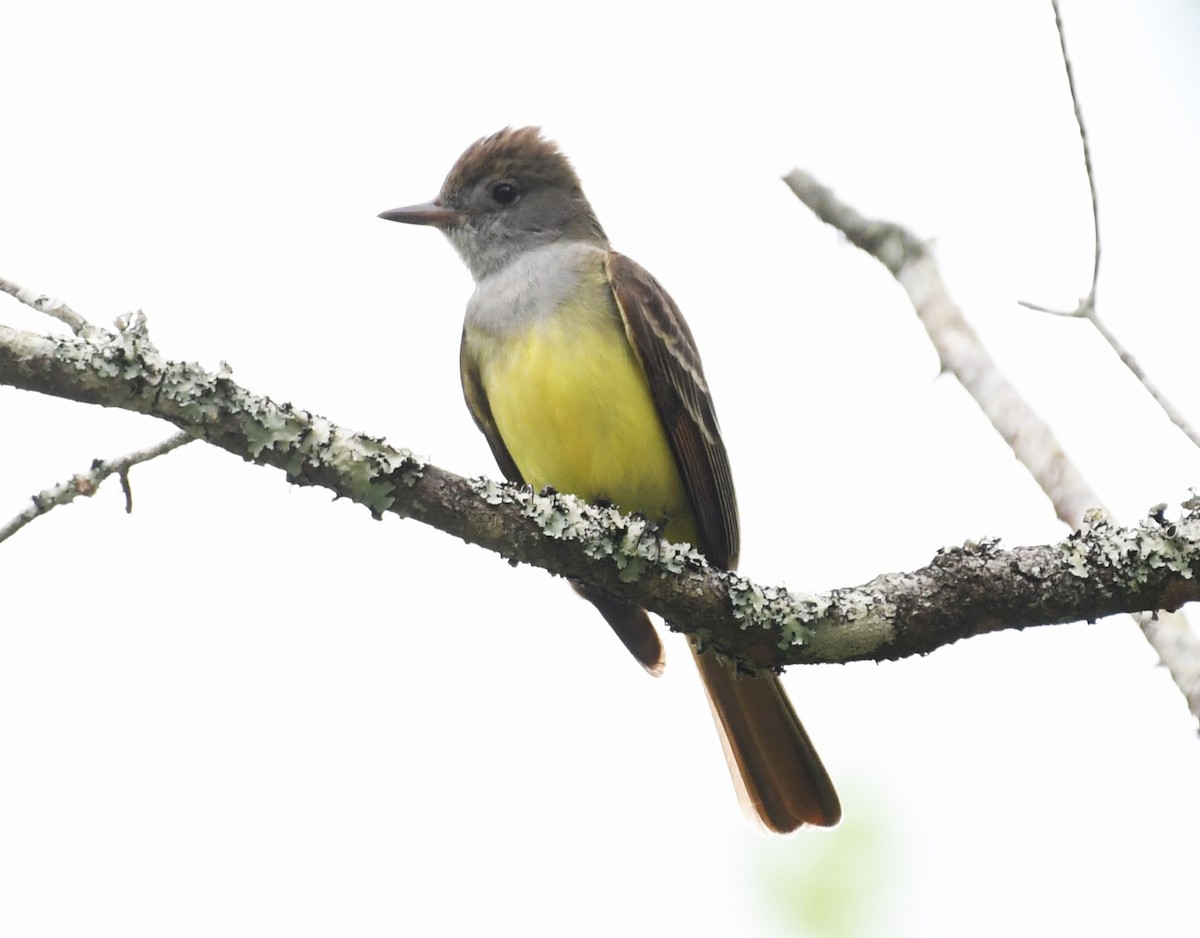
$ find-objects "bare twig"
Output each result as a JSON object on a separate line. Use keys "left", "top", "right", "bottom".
{"left": 784, "top": 170, "right": 1096, "bottom": 526}
{"left": 1085, "top": 298, "right": 1200, "bottom": 451}
{"left": 1018, "top": 0, "right": 1101, "bottom": 318}
{"left": 1018, "top": 0, "right": 1200, "bottom": 451}
{"left": 784, "top": 168, "right": 1200, "bottom": 725}
{"left": 0, "top": 275, "right": 90, "bottom": 335}
{"left": 0, "top": 431, "right": 196, "bottom": 544}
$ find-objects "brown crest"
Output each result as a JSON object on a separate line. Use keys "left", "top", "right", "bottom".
{"left": 440, "top": 127, "right": 584, "bottom": 199}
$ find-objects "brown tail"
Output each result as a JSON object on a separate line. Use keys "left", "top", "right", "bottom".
{"left": 691, "top": 644, "right": 840, "bottom": 831}
{"left": 574, "top": 584, "right": 837, "bottom": 830}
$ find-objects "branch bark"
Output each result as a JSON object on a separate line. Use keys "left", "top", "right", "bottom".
{"left": 783, "top": 169, "right": 1200, "bottom": 722}
{"left": 2, "top": 310, "right": 1198, "bottom": 674}
{"left": 0, "top": 430, "right": 195, "bottom": 542}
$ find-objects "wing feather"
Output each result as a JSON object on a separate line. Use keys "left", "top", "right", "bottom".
{"left": 460, "top": 328, "right": 524, "bottom": 484}
{"left": 605, "top": 252, "right": 740, "bottom": 569}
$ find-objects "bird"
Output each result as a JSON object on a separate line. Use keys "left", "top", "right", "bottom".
{"left": 379, "top": 127, "right": 839, "bottom": 831}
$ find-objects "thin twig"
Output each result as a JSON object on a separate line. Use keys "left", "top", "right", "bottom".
{"left": 784, "top": 168, "right": 1200, "bottom": 726}
{"left": 1019, "top": 0, "right": 1200, "bottom": 450}
{"left": 1018, "top": 0, "right": 1100, "bottom": 317}
{"left": 1088, "top": 314, "right": 1200, "bottom": 450}
{"left": 0, "top": 275, "right": 90, "bottom": 335}
{"left": 1056, "top": 0, "right": 1102, "bottom": 311}
{"left": 0, "top": 431, "right": 196, "bottom": 544}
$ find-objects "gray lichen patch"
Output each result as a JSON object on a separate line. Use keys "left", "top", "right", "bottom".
{"left": 467, "top": 477, "right": 710, "bottom": 584}
{"left": 49, "top": 312, "right": 428, "bottom": 522}
{"left": 1060, "top": 505, "right": 1198, "bottom": 588}
{"left": 728, "top": 575, "right": 880, "bottom": 651}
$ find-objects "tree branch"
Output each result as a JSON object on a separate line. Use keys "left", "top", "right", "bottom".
{"left": 783, "top": 169, "right": 1200, "bottom": 722}
{"left": 1017, "top": 0, "right": 1101, "bottom": 320}
{"left": 0, "top": 274, "right": 91, "bottom": 335}
{"left": 0, "top": 429, "right": 195, "bottom": 543}
{"left": 2, "top": 300, "right": 1199, "bottom": 674}
{"left": 1015, "top": 0, "right": 1200, "bottom": 452}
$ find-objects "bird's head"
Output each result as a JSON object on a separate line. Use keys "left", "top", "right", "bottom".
{"left": 380, "top": 127, "right": 608, "bottom": 280}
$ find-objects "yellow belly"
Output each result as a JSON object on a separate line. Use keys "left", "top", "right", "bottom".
{"left": 477, "top": 301, "right": 696, "bottom": 544}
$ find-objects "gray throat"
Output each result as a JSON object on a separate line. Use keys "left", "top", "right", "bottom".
{"left": 463, "top": 240, "right": 611, "bottom": 337}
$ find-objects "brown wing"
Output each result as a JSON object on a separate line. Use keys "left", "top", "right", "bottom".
{"left": 460, "top": 327, "right": 524, "bottom": 485}
{"left": 605, "top": 252, "right": 740, "bottom": 569}
{"left": 607, "top": 255, "right": 839, "bottom": 830}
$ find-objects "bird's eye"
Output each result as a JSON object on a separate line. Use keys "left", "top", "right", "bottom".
{"left": 491, "top": 182, "right": 518, "bottom": 205}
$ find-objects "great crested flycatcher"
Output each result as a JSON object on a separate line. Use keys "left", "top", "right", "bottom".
{"left": 380, "top": 127, "right": 840, "bottom": 831}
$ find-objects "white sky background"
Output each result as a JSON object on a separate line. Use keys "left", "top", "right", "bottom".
{"left": 3, "top": 1, "right": 1199, "bottom": 935}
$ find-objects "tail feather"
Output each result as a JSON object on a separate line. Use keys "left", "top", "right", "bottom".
{"left": 573, "top": 581, "right": 838, "bottom": 830}
{"left": 573, "top": 582, "right": 665, "bottom": 677}
{"left": 691, "top": 644, "right": 840, "bottom": 831}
